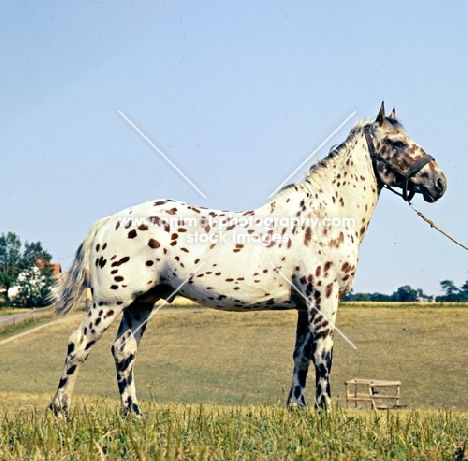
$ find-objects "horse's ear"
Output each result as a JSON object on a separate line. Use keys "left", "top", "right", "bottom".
{"left": 390, "top": 107, "right": 396, "bottom": 119}
{"left": 375, "top": 101, "right": 386, "bottom": 125}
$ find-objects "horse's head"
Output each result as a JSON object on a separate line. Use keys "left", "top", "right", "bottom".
{"left": 365, "top": 103, "right": 447, "bottom": 202}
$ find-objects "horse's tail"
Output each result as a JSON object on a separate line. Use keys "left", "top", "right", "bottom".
{"left": 55, "top": 217, "right": 110, "bottom": 316}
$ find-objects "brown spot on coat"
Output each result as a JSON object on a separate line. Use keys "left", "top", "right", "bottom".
{"left": 304, "top": 227, "right": 312, "bottom": 245}
{"left": 111, "top": 256, "right": 130, "bottom": 267}
{"left": 233, "top": 244, "right": 244, "bottom": 253}
{"left": 148, "top": 239, "right": 160, "bottom": 249}
{"left": 329, "top": 232, "right": 344, "bottom": 248}
{"left": 128, "top": 229, "right": 137, "bottom": 239}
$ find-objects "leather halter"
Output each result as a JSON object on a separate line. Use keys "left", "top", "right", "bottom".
{"left": 364, "top": 126, "right": 434, "bottom": 201}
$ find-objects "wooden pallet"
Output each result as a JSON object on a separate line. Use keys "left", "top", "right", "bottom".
{"left": 345, "top": 378, "right": 403, "bottom": 410}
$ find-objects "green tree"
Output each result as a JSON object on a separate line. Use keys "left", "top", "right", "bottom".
{"left": 369, "top": 292, "right": 393, "bottom": 302}
{"left": 352, "top": 292, "right": 371, "bottom": 302}
{"left": 0, "top": 232, "right": 22, "bottom": 304}
{"left": 439, "top": 280, "right": 459, "bottom": 302}
{"left": 0, "top": 233, "right": 55, "bottom": 307}
{"left": 13, "top": 266, "right": 54, "bottom": 307}
{"left": 391, "top": 285, "right": 418, "bottom": 302}
{"left": 458, "top": 277, "right": 468, "bottom": 301}
{"left": 22, "top": 241, "right": 52, "bottom": 268}
{"left": 15, "top": 241, "right": 55, "bottom": 307}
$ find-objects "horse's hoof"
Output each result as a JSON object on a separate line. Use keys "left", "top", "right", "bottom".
{"left": 121, "top": 404, "right": 142, "bottom": 418}
{"left": 287, "top": 401, "right": 307, "bottom": 411}
{"left": 48, "top": 401, "right": 68, "bottom": 418}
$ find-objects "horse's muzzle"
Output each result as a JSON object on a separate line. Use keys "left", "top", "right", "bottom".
{"left": 421, "top": 172, "right": 447, "bottom": 202}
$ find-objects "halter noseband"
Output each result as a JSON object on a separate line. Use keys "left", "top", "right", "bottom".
{"left": 364, "top": 126, "right": 434, "bottom": 201}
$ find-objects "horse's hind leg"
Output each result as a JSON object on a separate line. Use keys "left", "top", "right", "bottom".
{"left": 49, "top": 302, "right": 123, "bottom": 414}
{"left": 111, "top": 301, "right": 153, "bottom": 415}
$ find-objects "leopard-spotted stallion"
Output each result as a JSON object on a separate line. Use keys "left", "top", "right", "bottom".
{"left": 50, "top": 103, "right": 446, "bottom": 415}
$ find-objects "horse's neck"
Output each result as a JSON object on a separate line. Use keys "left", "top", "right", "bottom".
{"left": 274, "top": 130, "right": 380, "bottom": 244}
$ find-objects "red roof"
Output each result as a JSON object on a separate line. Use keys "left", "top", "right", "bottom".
{"left": 35, "top": 259, "right": 62, "bottom": 275}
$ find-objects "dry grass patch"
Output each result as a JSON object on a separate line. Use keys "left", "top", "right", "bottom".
{"left": 0, "top": 306, "right": 467, "bottom": 410}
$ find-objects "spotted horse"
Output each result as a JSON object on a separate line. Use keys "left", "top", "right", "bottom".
{"left": 50, "top": 103, "right": 446, "bottom": 415}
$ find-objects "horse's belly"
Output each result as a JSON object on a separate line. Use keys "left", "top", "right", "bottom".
{"left": 176, "top": 282, "right": 295, "bottom": 311}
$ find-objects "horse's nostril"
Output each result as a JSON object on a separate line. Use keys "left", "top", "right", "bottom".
{"left": 435, "top": 177, "right": 444, "bottom": 192}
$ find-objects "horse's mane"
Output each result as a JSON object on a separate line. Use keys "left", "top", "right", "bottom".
{"left": 274, "top": 121, "right": 368, "bottom": 198}
{"left": 308, "top": 122, "right": 366, "bottom": 174}
{"left": 273, "top": 116, "right": 405, "bottom": 199}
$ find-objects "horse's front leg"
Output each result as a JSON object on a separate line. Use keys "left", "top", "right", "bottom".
{"left": 311, "top": 303, "right": 336, "bottom": 409}
{"left": 287, "top": 308, "right": 311, "bottom": 408}
{"left": 287, "top": 293, "right": 337, "bottom": 410}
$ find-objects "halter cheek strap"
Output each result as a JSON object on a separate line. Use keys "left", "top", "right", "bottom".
{"left": 364, "top": 126, "right": 434, "bottom": 201}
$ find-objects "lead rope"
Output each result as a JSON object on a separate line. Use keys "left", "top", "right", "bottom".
{"left": 382, "top": 184, "right": 468, "bottom": 251}
{"left": 407, "top": 202, "right": 468, "bottom": 252}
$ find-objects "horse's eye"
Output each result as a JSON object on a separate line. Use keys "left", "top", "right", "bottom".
{"left": 390, "top": 140, "right": 406, "bottom": 149}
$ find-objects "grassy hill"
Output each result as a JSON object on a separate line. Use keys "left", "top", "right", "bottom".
{"left": 1, "top": 304, "right": 468, "bottom": 459}
{"left": 1, "top": 304, "right": 467, "bottom": 409}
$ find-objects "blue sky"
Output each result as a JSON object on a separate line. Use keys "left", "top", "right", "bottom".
{"left": 1, "top": 1, "right": 467, "bottom": 296}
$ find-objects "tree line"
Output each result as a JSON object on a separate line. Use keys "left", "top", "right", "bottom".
{"left": 0, "top": 232, "right": 55, "bottom": 308}
{"left": 344, "top": 279, "right": 468, "bottom": 302}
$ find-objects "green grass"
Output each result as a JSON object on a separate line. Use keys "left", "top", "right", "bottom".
{"left": 0, "top": 396, "right": 467, "bottom": 460}
{"left": 1, "top": 305, "right": 468, "bottom": 459}
{"left": 0, "top": 307, "right": 33, "bottom": 316}
{"left": 0, "top": 315, "right": 55, "bottom": 340}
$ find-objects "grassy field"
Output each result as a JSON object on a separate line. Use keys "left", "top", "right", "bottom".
{"left": 0, "top": 396, "right": 467, "bottom": 460}
{"left": 1, "top": 304, "right": 468, "bottom": 459}
{"left": 1, "top": 305, "right": 467, "bottom": 409}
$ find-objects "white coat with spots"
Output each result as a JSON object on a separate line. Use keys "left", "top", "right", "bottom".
{"left": 50, "top": 104, "right": 446, "bottom": 415}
